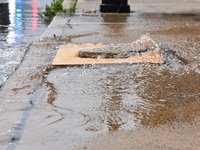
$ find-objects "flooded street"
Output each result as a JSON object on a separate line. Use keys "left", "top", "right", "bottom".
{"left": 0, "top": 0, "right": 200, "bottom": 149}
{"left": 0, "top": 0, "right": 52, "bottom": 87}
{"left": 46, "top": 63, "right": 200, "bottom": 131}
{"left": 14, "top": 13, "right": 200, "bottom": 150}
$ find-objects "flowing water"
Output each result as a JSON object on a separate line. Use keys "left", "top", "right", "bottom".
{"left": 42, "top": 14, "right": 200, "bottom": 149}
{"left": 0, "top": 0, "right": 52, "bottom": 87}
{"left": 0, "top": 10, "right": 200, "bottom": 149}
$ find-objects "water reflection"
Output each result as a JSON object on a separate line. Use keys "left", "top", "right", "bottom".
{"left": 0, "top": 0, "right": 50, "bottom": 87}
{"left": 102, "top": 81, "right": 125, "bottom": 131}
{"left": 7, "top": 0, "right": 22, "bottom": 44}
{"left": 101, "top": 14, "right": 130, "bottom": 23}
{"left": 100, "top": 14, "right": 131, "bottom": 42}
{"left": 101, "top": 14, "right": 129, "bottom": 33}
{"left": 0, "top": 0, "right": 41, "bottom": 45}
{"left": 95, "top": 69, "right": 140, "bottom": 131}
{"left": 31, "top": 0, "right": 38, "bottom": 31}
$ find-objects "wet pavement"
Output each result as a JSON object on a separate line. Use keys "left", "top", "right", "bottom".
{"left": 0, "top": 0, "right": 52, "bottom": 87}
{"left": 0, "top": 0, "right": 200, "bottom": 150}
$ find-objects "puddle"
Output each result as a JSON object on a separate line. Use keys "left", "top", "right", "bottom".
{"left": 44, "top": 28, "right": 200, "bottom": 134}
{"left": 135, "top": 65, "right": 200, "bottom": 126}
{"left": 38, "top": 26, "right": 199, "bottom": 149}
{"left": 1, "top": 11, "right": 200, "bottom": 150}
{"left": 47, "top": 39, "right": 199, "bottom": 131}
{"left": 46, "top": 63, "right": 199, "bottom": 133}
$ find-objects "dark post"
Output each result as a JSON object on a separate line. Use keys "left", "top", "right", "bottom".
{"left": 0, "top": 3, "right": 10, "bottom": 26}
{"left": 100, "top": 0, "right": 130, "bottom": 13}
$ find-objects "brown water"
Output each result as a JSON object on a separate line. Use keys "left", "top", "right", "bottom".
{"left": 0, "top": 12, "right": 200, "bottom": 150}
{"left": 44, "top": 14, "right": 200, "bottom": 149}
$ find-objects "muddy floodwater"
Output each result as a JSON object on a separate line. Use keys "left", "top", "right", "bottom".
{"left": 47, "top": 63, "right": 200, "bottom": 129}
{"left": 0, "top": 8, "right": 200, "bottom": 150}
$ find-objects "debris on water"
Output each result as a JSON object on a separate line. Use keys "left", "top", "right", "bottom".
{"left": 159, "top": 44, "right": 189, "bottom": 65}
{"left": 77, "top": 35, "right": 160, "bottom": 59}
{"left": 53, "top": 42, "right": 164, "bottom": 65}
{"left": 131, "top": 34, "right": 159, "bottom": 52}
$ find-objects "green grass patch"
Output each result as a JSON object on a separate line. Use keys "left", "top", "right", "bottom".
{"left": 43, "top": 0, "right": 66, "bottom": 24}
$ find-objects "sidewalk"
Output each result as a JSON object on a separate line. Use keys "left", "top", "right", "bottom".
{"left": 0, "top": 0, "right": 200, "bottom": 149}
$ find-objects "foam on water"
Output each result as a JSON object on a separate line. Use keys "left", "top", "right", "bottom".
{"left": 0, "top": 47, "right": 24, "bottom": 86}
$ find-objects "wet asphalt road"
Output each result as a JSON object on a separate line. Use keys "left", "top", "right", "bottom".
{"left": 0, "top": 0, "right": 52, "bottom": 87}
{"left": 0, "top": 0, "right": 200, "bottom": 149}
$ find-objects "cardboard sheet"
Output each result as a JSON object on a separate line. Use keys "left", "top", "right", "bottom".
{"left": 52, "top": 44, "right": 164, "bottom": 65}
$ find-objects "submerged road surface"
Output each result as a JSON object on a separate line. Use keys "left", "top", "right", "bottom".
{"left": 0, "top": 0, "right": 52, "bottom": 87}
{"left": 0, "top": 0, "right": 200, "bottom": 149}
